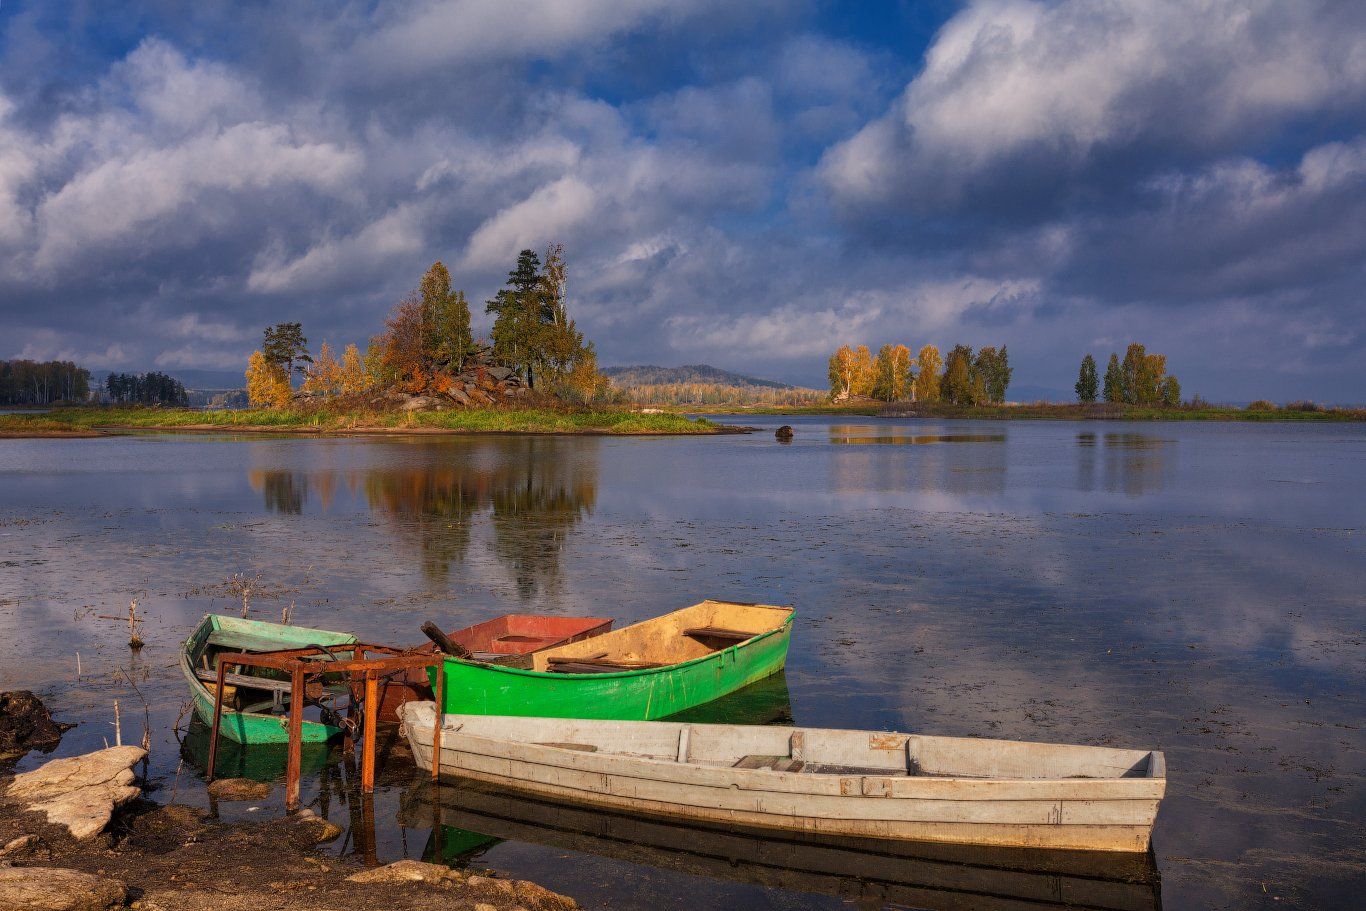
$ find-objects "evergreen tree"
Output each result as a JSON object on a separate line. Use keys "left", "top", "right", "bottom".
{"left": 262, "top": 323, "right": 312, "bottom": 383}
{"left": 1076, "top": 354, "right": 1099, "bottom": 403}
{"left": 1102, "top": 353, "right": 1123, "bottom": 403}
{"left": 487, "top": 249, "right": 553, "bottom": 387}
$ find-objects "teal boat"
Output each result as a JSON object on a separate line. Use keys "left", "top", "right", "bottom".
{"left": 181, "top": 614, "right": 357, "bottom": 745}
{"left": 428, "top": 601, "right": 793, "bottom": 720}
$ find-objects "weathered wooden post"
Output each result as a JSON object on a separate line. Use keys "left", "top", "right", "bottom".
{"left": 361, "top": 669, "right": 378, "bottom": 793}
{"left": 206, "top": 659, "right": 228, "bottom": 782}
{"left": 431, "top": 657, "right": 444, "bottom": 781}
{"left": 285, "top": 665, "right": 305, "bottom": 809}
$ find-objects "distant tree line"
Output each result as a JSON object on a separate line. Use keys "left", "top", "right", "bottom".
{"left": 0, "top": 359, "right": 91, "bottom": 405}
{"left": 1076, "top": 344, "right": 1181, "bottom": 405}
{"left": 246, "top": 245, "right": 606, "bottom": 407}
{"left": 827, "top": 343, "right": 1011, "bottom": 405}
{"left": 610, "top": 382, "right": 826, "bottom": 406}
{"left": 104, "top": 371, "right": 189, "bottom": 406}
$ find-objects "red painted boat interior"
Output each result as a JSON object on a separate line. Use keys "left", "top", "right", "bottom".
{"left": 447, "top": 614, "right": 614, "bottom": 655}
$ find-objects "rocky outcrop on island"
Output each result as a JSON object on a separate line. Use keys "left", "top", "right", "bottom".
{"left": 5, "top": 746, "right": 145, "bottom": 840}
{"left": 295, "top": 346, "right": 533, "bottom": 413}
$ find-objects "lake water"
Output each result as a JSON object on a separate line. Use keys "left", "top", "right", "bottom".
{"left": 1, "top": 416, "right": 1362, "bottom": 909}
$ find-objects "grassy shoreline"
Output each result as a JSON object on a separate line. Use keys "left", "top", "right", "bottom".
{"left": 674, "top": 401, "right": 1366, "bottom": 422}
{"left": 0, "top": 406, "right": 725, "bottom": 438}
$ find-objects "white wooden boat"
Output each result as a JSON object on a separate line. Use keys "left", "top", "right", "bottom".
{"left": 398, "top": 703, "right": 1166, "bottom": 853}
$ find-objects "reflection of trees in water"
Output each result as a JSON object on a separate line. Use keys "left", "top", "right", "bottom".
{"left": 252, "top": 440, "right": 597, "bottom": 595}
{"left": 490, "top": 448, "right": 597, "bottom": 600}
{"left": 362, "top": 466, "right": 483, "bottom": 583}
{"left": 829, "top": 428, "right": 1008, "bottom": 496}
{"left": 1075, "top": 432, "right": 1173, "bottom": 496}
{"left": 249, "top": 470, "right": 308, "bottom": 514}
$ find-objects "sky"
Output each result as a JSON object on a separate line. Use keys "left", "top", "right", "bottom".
{"left": 1, "top": 0, "right": 1364, "bottom": 401}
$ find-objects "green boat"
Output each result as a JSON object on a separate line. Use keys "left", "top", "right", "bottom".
{"left": 181, "top": 614, "right": 358, "bottom": 745}
{"left": 427, "top": 601, "right": 793, "bottom": 720}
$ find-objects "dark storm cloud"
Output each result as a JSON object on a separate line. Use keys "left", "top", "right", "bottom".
{"left": 1, "top": 0, "right": 1363, "bottom": 400}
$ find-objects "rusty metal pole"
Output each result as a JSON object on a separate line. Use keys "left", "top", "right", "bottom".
{"left": 431, "top": 657, "right": 444, "bottom": 780}
{"left": 285, "top": 665, "right": 305, "bottom": 809}
{"left": 206, "top": 659, "right": 229, "bottom": 782}
{"left": 361, "top": 670, "right": 378, "bottom": 793}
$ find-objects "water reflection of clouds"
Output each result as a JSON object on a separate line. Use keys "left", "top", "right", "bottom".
{"left": 2, "top": 422, "right": 1363, "bottom": 909}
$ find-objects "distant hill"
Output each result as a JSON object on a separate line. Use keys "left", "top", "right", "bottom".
{"left": 602, "top": 364, "right": 798, "bottom": 390}
{"left": 602, "top": 364, "right": 824, "bottom": 406}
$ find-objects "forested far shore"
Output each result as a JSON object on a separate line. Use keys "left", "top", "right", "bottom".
{"left": 0, "top": 359, "right": 90, "bottom": 405}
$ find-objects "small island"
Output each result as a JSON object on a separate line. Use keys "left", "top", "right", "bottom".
{"left": 0, "top": 248, "right": 720, "bottom": 438}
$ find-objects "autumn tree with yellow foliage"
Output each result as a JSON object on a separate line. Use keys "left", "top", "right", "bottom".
{"left": 914, "top": 345, "right": 942, "bottom": 403}
{"left": 872, "top": 344, "right": 914, "bottom": 401}
{"left": 302, "top": 342, "right": 344, "bottom": 396}
{"left": 245, "top": 350, "right": 292, "bottom": 407}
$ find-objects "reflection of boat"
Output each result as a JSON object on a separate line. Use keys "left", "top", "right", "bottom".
{"left": 428, "top": 601, "right": 792, "bottom": 720}
{"left": 400, "top": 707, "right": 1165, "bottom": 852}
{"left": 399, "top": 780, "right": 1162, "bottom": 911}
{"left": 179, "top": 716, "right": 332, "bottom": 781}
{"left": 181, "top": 614, "right": 357, "bottom": 744}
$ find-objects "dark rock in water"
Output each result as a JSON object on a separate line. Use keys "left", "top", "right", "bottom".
{"left": 207, "top": 778, "right": 272, "bottom": 801}
{"left": 0, "top": 691, "right": 67, "bottom": 760}
{"left": 774, "top": 425, "right": 794, "bottom": 441}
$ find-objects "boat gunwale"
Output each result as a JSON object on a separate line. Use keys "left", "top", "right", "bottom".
{"left": 401, "top": 705, "right": 1166, "bottom": 796}
{"left": 421, "top": 733, "right": 1166, "bottom": 799}
{"left": 440, "top": 606, "right": 794, "bottom": 681}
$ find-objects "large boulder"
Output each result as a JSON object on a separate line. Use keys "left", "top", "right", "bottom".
{"left": 0, "top": 692, "right": 67, "bottom": 760}
{"left": 6, "top": 746, "right": 145, "bottom": 840}
{"left": 486, "top": 365, "right": 514, "bottom": 381}
{"left": 346, "top": 859, "right": 459, "bottom": 886}
{"left": 399, "top": 395, "right": 442, "bottom": 412}
{"left": 0, "top": 867, "right": 126, "bottom": 911}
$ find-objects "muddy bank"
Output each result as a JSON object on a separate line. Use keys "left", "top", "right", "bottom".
{"left": 0, "top": 693, "right": 577, "bottom": 911}
{"left": 0, "top": 792, "right": 579, "bottom": 911}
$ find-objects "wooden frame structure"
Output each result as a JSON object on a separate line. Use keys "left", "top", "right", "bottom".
{"left": 205, "top": 643, "right": 444, "bottom": 807}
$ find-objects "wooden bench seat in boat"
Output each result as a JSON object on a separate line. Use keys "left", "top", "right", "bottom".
{"left": 682, "top": 627, "right": 754, "bottom": 642}
{"left": 545, "top": 657, "right": 668, "bottom": 674}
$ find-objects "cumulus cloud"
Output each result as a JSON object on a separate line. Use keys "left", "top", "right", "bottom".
{"left": 822, "top": 0, "right": 1366, "bottom": 215}
{"left": 0, "top": 1, "right": 1363, "bottom": 399}
{"left": 462, "top": 177, "right": 596, "bottom": 270}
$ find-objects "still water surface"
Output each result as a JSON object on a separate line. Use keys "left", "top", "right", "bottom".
{"left": 1, "top": 416, "right": 1362, "bottom": 909}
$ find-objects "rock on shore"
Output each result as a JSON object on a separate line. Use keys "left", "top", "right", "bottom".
{"left": 0, "top": 867, "right": 126, "bottom": 911}
{"left": 6, "top": 746, "right": 144, "bottom": 840}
